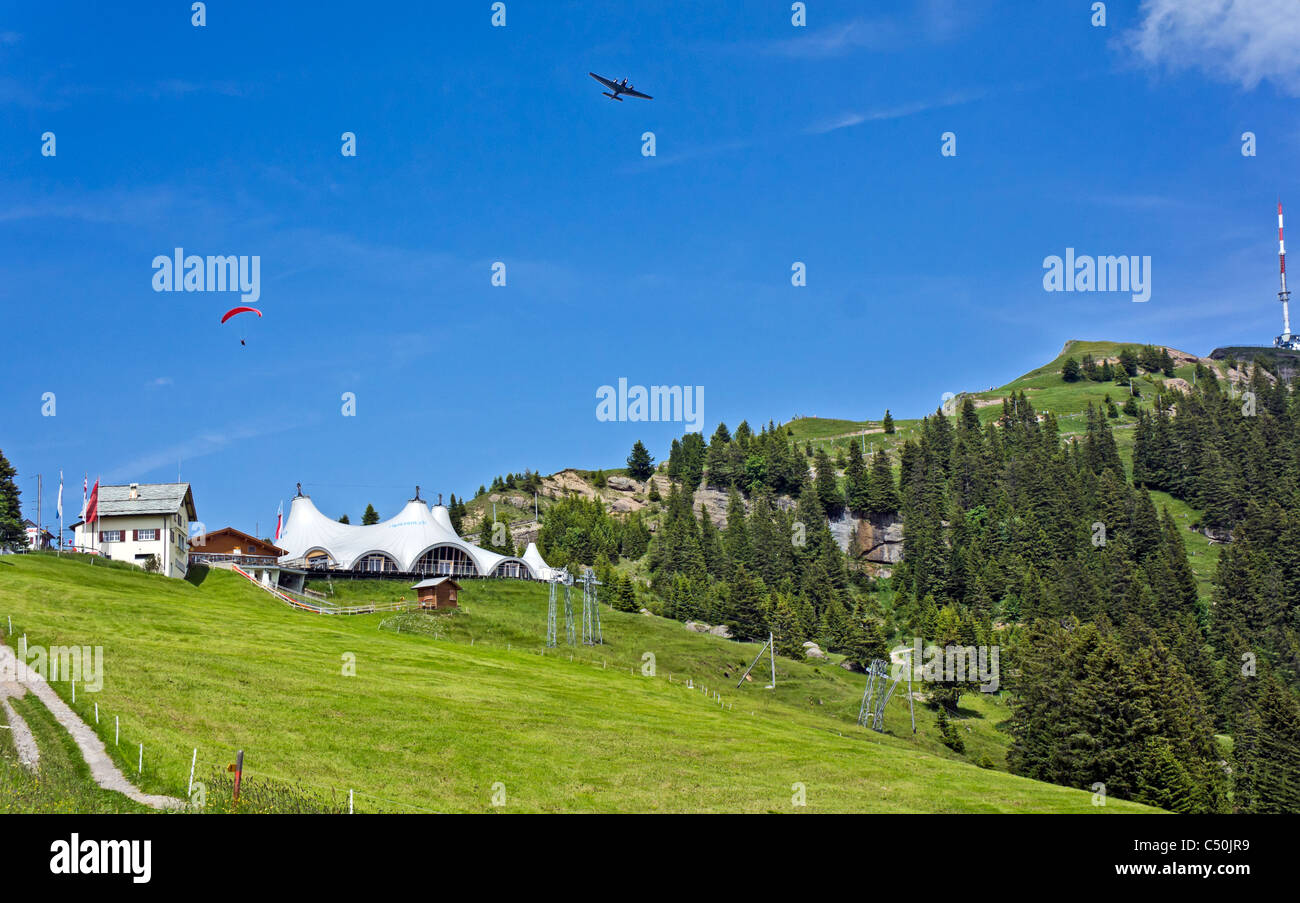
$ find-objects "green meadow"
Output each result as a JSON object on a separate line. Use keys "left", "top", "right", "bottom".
{"left": 0, "top": 554, "right": 1152, "bottom": 812}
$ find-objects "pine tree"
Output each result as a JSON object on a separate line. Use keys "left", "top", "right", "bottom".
{"left": 627, "top": 440, "right": 655, "bottom": 481}
{"left": 362, "top": 504, "right": 380, "bottom": 525}
{"left": 0, "top": 450, "right": 24, "bottom": 550}
{"left": 865, "top": 449, "right": 900, "bottom": 515}
{"left": 721, "top": 488, "right": 751, "bottom": 576}
{"left": 770, "top": 593, "right": 806, "bottom": 658}
{"left": 844, "top": 440, "right": 868, "bottom": 514}
{"left": 882, "top": 410, "right": 895, "bottom": 434}
{"left": 813, "top": 448, "right": 842, "bottom": 517}
{"left": 338, "top": 514, "right": 351, "bottom": 524}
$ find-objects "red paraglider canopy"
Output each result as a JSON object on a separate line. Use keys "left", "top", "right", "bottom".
{"left": 221, "top": 306, "right": 262, "bottom": 324}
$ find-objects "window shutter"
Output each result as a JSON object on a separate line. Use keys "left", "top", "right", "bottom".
{"left": 99, "top": 531, "right": 104, "bottom": 543}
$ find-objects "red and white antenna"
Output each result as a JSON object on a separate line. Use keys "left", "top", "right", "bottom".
{"left": 1280, "top": 201, "right": 1293, "bottom": 342}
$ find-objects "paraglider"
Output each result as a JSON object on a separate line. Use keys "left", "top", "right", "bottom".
{"left": 220, "top": 306, "right": 261, "bottom": 324}
{"left": 221, "top": 306, "right": 261, "bottom": 345}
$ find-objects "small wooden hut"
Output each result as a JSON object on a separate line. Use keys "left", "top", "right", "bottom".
{"left": 411, "top": 577, "right": 460, "bottom": 610}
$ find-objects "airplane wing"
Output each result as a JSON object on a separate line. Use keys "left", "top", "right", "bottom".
{"left": 624, "top": 87, "right": 653, "bottom": 100}
{"left": 589, "top": 72, "right": 619, "bottom": 91}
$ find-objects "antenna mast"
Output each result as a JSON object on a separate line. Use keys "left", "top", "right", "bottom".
{"left": 1275, "top": 201, "right": 1299, "bottom": 349}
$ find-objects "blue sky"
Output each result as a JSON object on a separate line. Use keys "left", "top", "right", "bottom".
{"left": 4, "top": 0, "right": 1300, "bottom": 536}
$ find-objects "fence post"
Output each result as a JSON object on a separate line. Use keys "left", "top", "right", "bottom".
{"left": 232, "top": 749, "right": 244, "bottom": 805}
{"left": 188, "top": 748, "right": 197, "bottom": 796}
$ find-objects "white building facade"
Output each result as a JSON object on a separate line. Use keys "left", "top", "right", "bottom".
{"left": 71, "top": 483, "right": 197, "bottom": 579}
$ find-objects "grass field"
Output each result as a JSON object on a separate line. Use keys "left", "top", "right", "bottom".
{"left": 0, "top": 554, "right": 1153, "bottom": 812}
{"left": 0, "top": 691, "right": 150, "bottom": 814}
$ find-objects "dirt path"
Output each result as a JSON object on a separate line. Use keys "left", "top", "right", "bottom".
{"left": 0, "top": 685, "right": 40, "bottom": 771}
{"left": 0, "top": 641, "right": 184, "bottom": 810}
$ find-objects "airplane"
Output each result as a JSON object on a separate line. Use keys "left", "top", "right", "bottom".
{"left": 589, "top": 72, "right": 653, "bottom": 101}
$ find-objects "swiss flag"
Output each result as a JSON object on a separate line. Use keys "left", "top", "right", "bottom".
{"left": 84, "top": 479, "right": 100, "bottom": 525}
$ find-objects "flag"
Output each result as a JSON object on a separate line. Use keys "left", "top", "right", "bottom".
{"left": 85, "top": 479, "right": 99, "bottom": 526}
{"left": 81, "top": 474, "right": 88, "bottom": 519}
{"left": 274, "top": 501, "right": 283, "bottom": 542}
{"left": 57, "top": 472, "right": 63, "bottom": 520}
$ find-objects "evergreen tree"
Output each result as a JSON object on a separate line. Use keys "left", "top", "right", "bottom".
{"left": 882, "top": 410, "right": 895, "bottom": 434}
{"left": 0, "top": 450, "right": 24, "bottom": 550}
{"left": 865, "top": 449, "right": 900, "bottom": 515}
{"left": 362, "top": 504, "right": 380, "bottom": 525}
{"left": 627, "top": 440, "right": 655, "bottom": 481}
{"left": 813, "top": 448, "right": 842, "bottom": 517}
{"left": 844, "top": 440, "right": 868, "bottom": 514}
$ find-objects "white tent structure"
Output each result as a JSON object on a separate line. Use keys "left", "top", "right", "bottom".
{"left": 276, "top": 490, "right": 556, "bottom": 579}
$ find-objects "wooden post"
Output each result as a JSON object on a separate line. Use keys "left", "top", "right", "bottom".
{"left": 232, "top": 749, "right": 244, "bottom": 805}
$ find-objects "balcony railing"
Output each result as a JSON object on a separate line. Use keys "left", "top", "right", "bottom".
{"left": 189, "top": 553, "right": 281, "bottom": 567}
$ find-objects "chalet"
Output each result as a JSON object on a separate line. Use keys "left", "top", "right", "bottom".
{"left": 189, "top": 526, "right": 285, "bottom": 560}
{"left": 188, "top": 527, "right": 304, "bottom": 593}
{"left": 70, "top": 482, "right": 197, "bottom": 579}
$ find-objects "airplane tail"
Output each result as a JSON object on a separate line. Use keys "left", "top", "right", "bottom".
{"left": 602, "top": 92, "right": 624, "bottom": 101}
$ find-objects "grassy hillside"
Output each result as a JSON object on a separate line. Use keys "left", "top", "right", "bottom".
{"left": 0, "top": 554, "right": 1153, "bottom": 812}
{"left": 785, "top": 340, "right": 1226, "bottom": 597}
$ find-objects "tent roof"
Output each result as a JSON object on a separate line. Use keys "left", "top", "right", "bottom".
{"left": 276, "top": 494, "right": 550, "bottom": 578}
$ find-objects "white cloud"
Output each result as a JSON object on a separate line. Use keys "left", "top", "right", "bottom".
{"left": 1127, "top": 0, "right": 1300, "bottom": 95}
{"left": 808, "top": 90, "right": 986, "bottom": 134}
{"left": 767, "top": 1, "right": 983, "bottom": 59}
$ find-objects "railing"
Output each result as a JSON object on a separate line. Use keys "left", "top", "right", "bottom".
{"left": 230, "top": 565, "right": 418, "bottom": 616}
{"left": 190, "top": 553, "right": 280, "bottom": 566}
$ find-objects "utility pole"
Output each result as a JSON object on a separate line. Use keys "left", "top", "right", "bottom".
{"left": 37, "top": 473, "right": 41, "bottom": 551}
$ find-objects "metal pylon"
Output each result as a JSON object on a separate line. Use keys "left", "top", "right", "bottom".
{"left": 577, "top": 568, "right": 603, "bottom": 645}
{"left": 857, "top": 654, "right": 916, "bottom": 734}
{"left": 546, "top": 568, "right": 575, "bottom": 647}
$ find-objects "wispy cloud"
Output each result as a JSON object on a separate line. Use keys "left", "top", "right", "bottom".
{"left": 620, "top": 138, "right": 754, "bottom": 172}
{"left": 1126, "top": 0, "right": 1300, "bottom": 95}
{"left": 767, "top": 18, "right": 904, "bottom": 59}
{"left": 0, "top": 185, "right": 186, "bottom": 226}
{"left": 766, "top": 1, "right": 984, "bottom": 59}
{"left": 146, "top": 79, "right": 247, "bottom": 99}
{"left": 807, "top": 90, "right": 986, "bottom": 134}
{"left": 108, "top": 419, "right": 301, "bottom": 482}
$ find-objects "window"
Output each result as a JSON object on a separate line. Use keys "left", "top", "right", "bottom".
{"left": 102, "top": 530, "right": 123, "bottom": 543}
{"left": 357, "top": 554, "right": 398, "bottom": 573}
{"left": 138, "top": 529, "right": 157, "bottom": 541}
{"left": 412, "top": 546, "right": 477, "bottom": 577}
